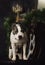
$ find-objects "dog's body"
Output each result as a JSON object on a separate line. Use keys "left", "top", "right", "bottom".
{"left": 9, "top": 23, "right": 35, "bottom": 61}
{"left": 9, "top": 23, "right": 28, "bottom": 60}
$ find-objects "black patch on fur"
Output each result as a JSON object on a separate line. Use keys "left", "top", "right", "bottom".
{"left": 12, "top": 23, "right": 18, "bottom": 35}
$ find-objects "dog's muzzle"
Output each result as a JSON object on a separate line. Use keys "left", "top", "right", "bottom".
{"left": 18, "top": 35, "right": 22, "bottom": 40}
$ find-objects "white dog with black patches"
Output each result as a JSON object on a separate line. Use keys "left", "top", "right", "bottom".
{"left": 9, "top": 23, "right": 35, "bottom": 61}
{"left": 9, "top": 23, "right": 28, "bottom": 60}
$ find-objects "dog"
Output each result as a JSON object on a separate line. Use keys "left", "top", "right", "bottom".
{"left": 9, "top": 23, "right": 28, "bottom": 60}
{"left": 9, "top": 23, "right": 35, "bottom": 61}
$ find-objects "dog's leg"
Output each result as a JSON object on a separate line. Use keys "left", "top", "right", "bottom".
{"left": 9, "top": 47, "right": 13, "bottom": 59}
{"left": 11, "top": 43, "right": 16, "bottom": 61}
{"left": 15, "top": 45, "right": 22, "bottom": 60}
{"left": 23, "top": 44, "right": 28, "bottom": 60}
{"left": 16, "top": 53, "right": 22, "bottom": 60}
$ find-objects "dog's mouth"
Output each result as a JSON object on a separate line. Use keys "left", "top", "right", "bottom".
{"left": 15, "top": 38, "right": 18, "bottom": 40}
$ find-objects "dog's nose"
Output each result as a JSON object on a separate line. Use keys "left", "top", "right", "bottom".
{"left": 18, "top": 35, "right": 22, "bottom": 40}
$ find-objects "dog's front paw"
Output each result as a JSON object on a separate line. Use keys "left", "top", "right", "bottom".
{"left": 12, "top": 57, "right": 16, "bottom": 61}
{"left": 23, "top": 57, "right": 28, "bottom": 60}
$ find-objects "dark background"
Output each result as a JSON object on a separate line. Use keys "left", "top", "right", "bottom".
{"left": 0, "top": 0, "right": 45, "bottom": 65}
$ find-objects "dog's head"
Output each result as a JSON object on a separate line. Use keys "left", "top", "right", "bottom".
{"left": 11, "top": 23, "right": 27, "bottom": 41}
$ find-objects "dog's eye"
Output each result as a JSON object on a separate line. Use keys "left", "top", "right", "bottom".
{"left": 13, "top": 32, "right": 15, "bottom": 35}
{"left": 13, "top": 30, "right": 18, "bottom": 35}
{"left": 21, "top": 29, "right": 24, "bottom": 33}
{"left": 15, "top": 27, "right": 18, "bottom": 33}
{"left": 13, "top": 28, "right": 18, "bottom": 35}
{"left": 15, "top": 29, "right": 18, "bottom": 34}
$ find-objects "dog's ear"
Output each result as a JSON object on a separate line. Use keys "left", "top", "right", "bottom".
{"left": 11, "top": 23, "right": 16, "bottom": 30}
